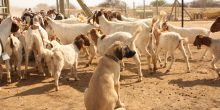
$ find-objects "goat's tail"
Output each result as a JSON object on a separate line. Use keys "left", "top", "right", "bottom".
{"left": 9, "top": 35, "right": 15, "bottom": 48}
{"left": 131, "top": 26, "right": 142, "bottom": 42}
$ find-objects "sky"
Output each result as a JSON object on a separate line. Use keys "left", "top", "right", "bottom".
{"left": 10, "top": 0, "right": 194, "bottom": 8}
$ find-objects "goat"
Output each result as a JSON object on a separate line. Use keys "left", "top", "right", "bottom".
{"left": 210, "top": 17, "right": 220, "bottom": 33}
{"left": 45, "top": 17, "right": 96, "bottom": 44}
{"left": 0, "top": 17, "right": 19, "bottom": 83}
{"left": 162, "top": 22, "right": 210, "bottom": 60}
{"left": 49, "top": 34, "right": 90, "bottom": 91}
{"left": 193, "top": 35, "right": 220, "bottom": 76}
{"left": 152, "top": 21, "right": 190, "bottom": 73}
{"left": 92, "top": 10, "right": 155, "bottom": 74}
{"left": 22, "top": 22, "right": 49, "bottom": 78}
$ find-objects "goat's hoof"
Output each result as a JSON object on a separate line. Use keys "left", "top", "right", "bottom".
{"left": 120, "top": 68, "right": 124, "bottom": 72}
{"left": 55, "top": 87, "right": 59, "bottom": 91}
{"left": 138, "top": 77, "right": 142, "bottom": 82}
{"left": 164, "top": 70, "right": 170, "bottom": 74}
{"left": 7, "top": 78, "right": 11, "bottom": 83}
{"left": 153, "top": 67, "right": 157, "bottom": 72}
{"left": 75, "top": 77, "right": 80, "bottom": 81}
{"left": 85, "top": 64, "right": 90, "bottom": 68}
{"left": 42, "top": 73, "right": 46, "bottom": 77}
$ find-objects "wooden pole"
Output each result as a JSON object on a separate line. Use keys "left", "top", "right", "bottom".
{"left": 60, "top": 0, "right": 65, "bottom": 16}
{"left": 156, "top": 0, "right": 158, "bottom": 15}
{"left": 174, "top": 1, "right": 177, "bottom": 20}
{"left": 143, "top": 0, "right": 145, "bottom": 18}
{"left": 76, "top": 0, "right": 93, "bottom": 17}
{"left": 56, "top": 0, "right": 59, "bottom": 13}
{"left": 176, "top": 0, "right": 192, "bottom": 20}
{"left": 133, "top": 1, "right": 135, "bottom": 17}
{"left": 181, "top": 0, "right": 184, "bottom": 27}
{"left": 66, "top": 0, "right": 70, "bottom": 17}
{"left": 169, "top": 0, "right": 177, "bottom": 20}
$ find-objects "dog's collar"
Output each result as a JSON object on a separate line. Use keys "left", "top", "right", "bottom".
{"left": 105, "top": 54, "right": 120, "bottom": 63}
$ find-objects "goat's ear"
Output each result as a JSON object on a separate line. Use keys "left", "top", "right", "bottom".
{"left": 74, "top": 38, "right": 84, "bottom": 50}
{"left": 46, "top": 43, "right": 53, "bottom": 49}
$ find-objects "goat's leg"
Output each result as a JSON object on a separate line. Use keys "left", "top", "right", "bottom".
{"left": 132, "top": 53, "right": 142, "bottom": 81}
{"left": 157, "top": 53, "right": 163, "bottom": 67}
{"left": 15, "top": 51, "right": 23, "bottom": 80}
{"left": 54, "top": 71, "right": 61, "bottom": 91}
{"left": 82, "top": 47, "right": 90, "bottom": 59}
{"left": 179, "top": 43, "right": 190, "bottom": 73}
{"left": 165, "top": 53, "right": 175, "bottom": 73}
{"left": 86, "top": 45, "right": 96, "bottom": 67}
{"left": 24, "top": 51, "right": 29, "bottom": 79}
{"left": 0, "top": 64, "right": 3, "bottom": 82}
{"left": 211, "top": 57, "right": 220, "bottom": 77}
{"left": 185, "top": 44, "right": 192, "bottom": 59}
{"left": 211, "top": 57, "right": 218, "bottom": 70}
{"left": 73, "top": 61, "right": 80, "bottom": 81}
{"left": 5, "top": 60, "right": 11, "bottom": 83}
{"left": 36, "top": 55, "right": 45, "bottom": 77}
{"left": 152, "top": 47, "right": 160, "bottom": 72}
{"left": 163, "top": 52, "right": 168, "bottom": 68}
{"left": 200, "top": 47, "right": 209, "bottom": 61}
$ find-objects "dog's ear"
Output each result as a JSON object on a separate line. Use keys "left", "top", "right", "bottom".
{"left": 115, "top": 47, "right": 123, "bottom": 60}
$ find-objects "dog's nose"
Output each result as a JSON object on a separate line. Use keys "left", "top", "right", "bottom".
{"left": 125, "top": 50, "right": 136, "bottom": 58}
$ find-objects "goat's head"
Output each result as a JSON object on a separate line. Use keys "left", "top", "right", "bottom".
{"left": 210, "top": 17, "right": 220, "bottom": 33}
{"left": 74, "top": 34, "right": 91, "bottom": 50}
{"left": 193, "top": 35, "right": 212, "bottom": 49}
{"left": 94, "top": 10, "right": 104, "bottom": 24}
{"left": 87, "top": 28, "right": 103, "bottom": 45}
{"left": 161, "top": 22, "right": 169, "bottom": 31}
{"left": 10, "top": 17, "right": 20, "bottom": 33}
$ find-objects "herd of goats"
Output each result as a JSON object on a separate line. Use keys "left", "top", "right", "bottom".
{"left": 1, "top": 8, "right": 220, "bottom": 110}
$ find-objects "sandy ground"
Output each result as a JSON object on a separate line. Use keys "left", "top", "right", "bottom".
{"left": 1, "top": 21, "right": 220, "bottom": 110}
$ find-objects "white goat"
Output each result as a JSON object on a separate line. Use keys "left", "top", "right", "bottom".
{"left": 49, "top": 34, "right": 90, "bottom": 91}
{"left": 4, "top": 34, "right": 23, "bottom": 79}
{"left": 162, "top": 22, "right": 210, "bottom": 59}
{"left": 193, "top": 35, "right": 220, "bottom": 76}
{"left": 45, "top": 17, "right": 95, "bottom": 44}
{"left": 56, "top": 17, "right": 83, "bottom": 24}
{"left": 22, "top": 22, "right": 49, "bottom": 78}
{"left": 93, "top": 11, "right": 154, "bottom": 75}
{"left": 0, "top": 17, "right": 20, "bottom": 83}
{"left": 152, "top": 22, "right": 190, "bottom": 73}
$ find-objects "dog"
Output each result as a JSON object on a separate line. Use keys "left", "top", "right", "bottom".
{"left": 84, "top": 41, "right": 136, "bottom": 110}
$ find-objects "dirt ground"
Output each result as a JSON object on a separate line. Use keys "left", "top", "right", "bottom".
{"left": 1, "top": 21, "right": 220, "bottom": 110}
